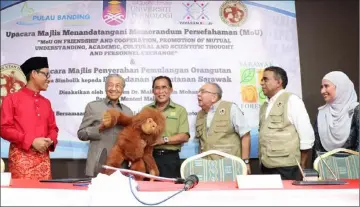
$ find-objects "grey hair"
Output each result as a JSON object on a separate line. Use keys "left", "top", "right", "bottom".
{"left": 208, "top": 82, "right": 222, "bottom": 100}
{"left": 105, "top": 74, "right": 126, "bottom": 88}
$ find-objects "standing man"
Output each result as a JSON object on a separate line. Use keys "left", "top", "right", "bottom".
{"left": 77, "top": 74, "right": 133, "bottom": 177}
{"left": 145, "top": 76, "right": 190, "bottom": 178}
{"left": 0, "top": 57, "right": 58, "bottom": 180}
{"left": 259, "top": 66, "right": 315, "bottom": 180}
{"left": 196, "top": 82, "right": 251, "bottom": 174}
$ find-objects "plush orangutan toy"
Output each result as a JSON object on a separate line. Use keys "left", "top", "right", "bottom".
{"left": 99, "top": 107, "right": 165, "bottom": 180}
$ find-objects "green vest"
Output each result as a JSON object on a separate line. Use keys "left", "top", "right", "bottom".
{"left": 259, "top": 92, "right": 300, "bottom": 168}
{"left": 196, "top": 101, "right": 241, "bottom": 160}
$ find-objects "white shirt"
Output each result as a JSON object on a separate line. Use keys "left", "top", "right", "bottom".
{"left": 265, "top": 89, "right": 315, "bottom": 150}
{"left": 206, "top": 100, "right": 251, "bottom": 138}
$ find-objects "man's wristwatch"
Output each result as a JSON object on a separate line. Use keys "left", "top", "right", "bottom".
{"left": 163, "top": 136, "right": 169, "bottom": 144}
{"left": 243, "top": 159, "right": 250, "bottom": 164}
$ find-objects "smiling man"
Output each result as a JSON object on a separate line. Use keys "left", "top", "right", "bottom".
{"left": 144, "top": 76, "right": 190, "bottom": 178}
{"left": 77, "top": 74, "right": 133, "bottom": 177}
{"left": 258, "top": 66, "right": 315, "bottom": 180}
{"left": 195, "top": 82, "right": 252, "bottom": 174}
{"left": 0, "top": 56, "right": 59, "bottom": 180}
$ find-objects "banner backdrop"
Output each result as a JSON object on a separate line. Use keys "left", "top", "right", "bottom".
{"left": 1, "top": 1, "right": 302, "bottom": 159}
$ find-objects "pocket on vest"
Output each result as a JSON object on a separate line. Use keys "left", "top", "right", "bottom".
{"left": 213, "top": 127, "right": 228, "bottom": 133}
{"left": 213, "top": 121, "right": 228, "bottom": 132}
{"left": 196, "top": 123, "right": 203, "bottom": 137}
{"left": 266, "top": 141, "right": 289, "bottom": 157}
{"left": 268, "top": 115, "right": 283, "bottom": 129}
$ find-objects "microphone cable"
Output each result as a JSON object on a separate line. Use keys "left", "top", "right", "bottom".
{"left": 127, "top": 175, "right": 186, "bottom": 206}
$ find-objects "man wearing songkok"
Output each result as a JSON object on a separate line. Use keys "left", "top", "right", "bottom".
{"left": 0, "top": 56, "right": 58, "bottom": 180}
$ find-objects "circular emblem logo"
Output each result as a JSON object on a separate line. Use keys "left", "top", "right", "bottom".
{"left": 220, "top": 1, "right": 247, "bottom": 27}
{"left": 219, "top": 108, "right": 226, "bottom": 115}
{"left": 1, "top": 64, "right": 27, "bottom": 105}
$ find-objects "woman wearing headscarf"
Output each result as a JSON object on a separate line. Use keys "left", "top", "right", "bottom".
{"left": 313, "top": 71, "right": 359, "bottom": 156}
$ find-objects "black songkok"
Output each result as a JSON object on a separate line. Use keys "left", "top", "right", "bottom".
{"left": 20, "top": 57, "right": 49, "bottom": 76}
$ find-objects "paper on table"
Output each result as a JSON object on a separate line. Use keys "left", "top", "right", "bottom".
{"left": 236, "top": 174, "right": 283, "bottom": 189}
{"left": 1, "top": 172, "right": 11, "bottom": 186}
{"left": 88, "top": 171, "right": 140, "bottom": 206}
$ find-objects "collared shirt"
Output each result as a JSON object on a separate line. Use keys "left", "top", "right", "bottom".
{"left": 147, "top": 99, "right": 190, "bottom": 150}
{"left": 0, "top": 87, "right": 59, "bottom": 151}
{"left": 77, "top": 97, "right": 133, "bottom": 176}
{"left": 0, "top": 87, "right": 58, "bottom": 180}
{"left": 265, "top": 89, "right": 315, "bottom": 150}
{"left": 78, "top": 97, "right": 131, "bottom": 141}
{"left": 206, "top": 100, "right": 251, "bottom": 138}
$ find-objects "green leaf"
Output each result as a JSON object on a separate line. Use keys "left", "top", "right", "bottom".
{"left": 241, "top": 69, "right": 255, "bottom": 83}
{"left": 21, "top": 2, "right": 34, "bottom": 16}
{"left": 259, "top": 89, "right": 266, "bottom": 99}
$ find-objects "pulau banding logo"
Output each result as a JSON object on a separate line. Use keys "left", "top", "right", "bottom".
{"left": 16, "top": 2, "right": 91, "bottom": 26}
{"left": 219, "top": 1, "right": 247, "bottom": 27}
{"left": 0, "top": 64, "right": 27, "bottom": 106}
{"left": 102, "top": 0, "right": 126, "bottom": 26}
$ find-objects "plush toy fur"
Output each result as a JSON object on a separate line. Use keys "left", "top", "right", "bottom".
{"left": 99, "top": 107, "right": 165, "bottom": 180}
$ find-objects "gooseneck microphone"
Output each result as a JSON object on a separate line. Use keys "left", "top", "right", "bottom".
{"left": 127, "top": 174, "right": 200, "bottom": 205}
{"left": 102, "top": 165, "right": 181, "bottom": 183}
{"left": 183, "top": 175, "right": 199, "bottom": 191}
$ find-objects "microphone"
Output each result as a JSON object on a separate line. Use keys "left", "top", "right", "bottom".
{"left": 316, "top": 151, "right": 338, "bottom": 180}
{"left": 295, "top": 158, "right": 305, "bottom": 179}
{"left": 93, "top": 148, "right": 185, "bottom": 184}
{"left": 183, "top": 175, "right": 199, "bottom": 191}
{"left": 292, "top": 152, "right": 347, "bottom": 185}
{"left": 102, "top": 165, "right": 181, "bottom": 183}
{"left": 294, "top": 157, "right": 318, "bottom": 181}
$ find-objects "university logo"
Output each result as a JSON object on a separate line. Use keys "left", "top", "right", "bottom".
{"left": 219, "top": 1, "right": 247, "bottom": 27}
{"left": 103, "top": 0, "right": 126, "bottom": 26}
{"left": 240, "top": 68, "right": 266, "bottom": 104}
{"left": 179, "top": 1, "right": 212, "bottom": 25}
{"left": 0, "top": 64, "right": 27, "bottom": 106}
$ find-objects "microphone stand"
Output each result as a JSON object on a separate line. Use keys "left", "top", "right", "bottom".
{"left": 98, "top": 165, "right": 190, "bottom": 205}
{"left": 101, "top": 165, "right": 185, "bottom": 184}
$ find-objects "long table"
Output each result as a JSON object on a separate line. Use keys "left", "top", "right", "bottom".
{"left": 1, "top": 179, "right": 359, "bottom": 206}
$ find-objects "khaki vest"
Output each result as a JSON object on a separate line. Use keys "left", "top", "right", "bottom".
{"left": 259, "top": 92, "right": 300, "bottom": 168}
{"left": 196, "top": 101, "right": 241, "bottom": 160}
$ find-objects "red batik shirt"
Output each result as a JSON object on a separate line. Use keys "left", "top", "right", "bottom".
{"left": 0, "top": 87, "right": 59, "bottom": 180}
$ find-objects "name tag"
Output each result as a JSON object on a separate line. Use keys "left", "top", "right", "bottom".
{"left": 166, "top": 116, "right": 177, "bottom": 120}
{"left": 167, "top": 111, "right": 177, "bottom": 120}
{"left": 236, "top": 174, "right": 283, "bottom": 189}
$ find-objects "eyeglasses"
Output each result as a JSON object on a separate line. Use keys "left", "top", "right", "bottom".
{"left": 107, "top": 84, "right": 123, "bottom": 89}
{"left": 37, "top": 71, "right": 51, "bottom": 79}
{"left": 198, "top": 89, "right": 217, "bottom": 95}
